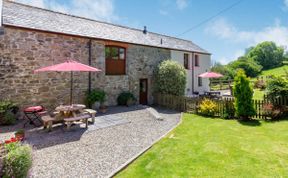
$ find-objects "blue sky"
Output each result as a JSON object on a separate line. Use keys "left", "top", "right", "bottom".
{"left": 17, "top": 0, "right": 288, "bottom": 64}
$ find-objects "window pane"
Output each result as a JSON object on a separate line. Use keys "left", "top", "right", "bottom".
{"left": 111, "top": 47, "right": 119, "bottom": 60}
{"left": 195, "top": 55, "right": 199, "bottom": 66}
{"left": 105, "top": 47, "right": 111, "bottom": 58}
{"left": 119, "top": 48, "right": 125, "bottom": 59}
{"left": 198, "top": 77, "right": 202, "bottom": 87}
{"left": 184, "top": 54, "right": 189, "bottom": 69}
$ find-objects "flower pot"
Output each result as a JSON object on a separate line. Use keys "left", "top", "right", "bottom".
{"left": 126, "top": 98, "right": 135, "bottom": 107}
{"left": 99, "top": 106, "right": 108, "bottom": 113}
{"left": 92, "top": 101, "right": 100, "bottom": 110}
{"left": 15, "top": 133, "right": 25, "bottom": 141}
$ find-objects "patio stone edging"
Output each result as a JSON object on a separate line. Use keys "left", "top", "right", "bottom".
{"left": 108, "top": 112, "right": 184, "bottom": 178}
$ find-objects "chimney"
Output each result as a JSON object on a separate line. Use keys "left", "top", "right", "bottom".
{"left": 143, "top": 26, "right": 147, "bottom": 34}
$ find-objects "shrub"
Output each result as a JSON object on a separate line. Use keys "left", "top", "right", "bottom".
{"left": 263, "top": 103, "right": 286, "bottom": 120}
{"left": 85, "top": 89, "right": 106, "bottom": 107}
{"left": 198, "top": 98, "right": 218, "bottom": 117}
{"left": 227, "top": 57, "right": 262, "bottom": 78}
{"left": 3, "top": 144, "right": 32, "bottom": 178}
{"left": 0, "top": 101, "right": 17, "bottom": 114}
{"left": 155, "top": 60, "right": 187, "bottom": 96}
{"left": 117, "top": 92, "right": 136, "bottom": 106}
{"left": 233, "top": 69, "right": 256, "bottom": 120}
{"left": 4, "top": 142, "right": 20, "bottom": 153}
{"left": 1, "top": 111, "right": 16, "bottom": 126}
{"left": 254, "top": 79, "right": 266, "bottom": 90}
{"left": 266, "top": 76, "right": 288, "bottom": 99}
{"left": 0, "top": 101, "right": 18, "bottom": 126}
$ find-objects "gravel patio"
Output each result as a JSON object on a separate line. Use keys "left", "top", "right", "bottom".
{"left": 1, "top": 105, "right": 180, "bottom": 178}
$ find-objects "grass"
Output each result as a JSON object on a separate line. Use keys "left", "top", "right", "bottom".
{"left": 116, "top": 114, "right": 288, "bottom": 178}
{"left": 253, "top": 89, "right": 265, "bottom": 100}
{"left": 260, "top": 63, "right": 288, "bottom": 77}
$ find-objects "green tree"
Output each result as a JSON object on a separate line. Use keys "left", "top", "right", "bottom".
{"left": 211, "top": 62, "right": 235, "bottom": 79}
{"left": 247, "top": 41, "right": 284, "bottom": 69}
{"left": 228, "top": 56, "right": 262, "bottom": 77}
{"left": 155, "top": 60, "right": 187, "bottom": 96}
{"left": 266, "top": 76, "right": 288, "bottom": 98}
{"left": 233, "top": 69, "right": 256, "bottom": 120}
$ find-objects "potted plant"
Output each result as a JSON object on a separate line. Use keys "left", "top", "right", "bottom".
{"left": 14, "top": 129, "right": 25, "bottom": 141}
{"left": 117, "top": 92, "right": 136, "bottom": 107}
{"left": 85, "top": 89, "right": 106, "bottom": 110}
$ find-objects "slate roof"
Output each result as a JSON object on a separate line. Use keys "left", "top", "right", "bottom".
{"left": 1, "top": 0, "right": 210, "bottom": 54}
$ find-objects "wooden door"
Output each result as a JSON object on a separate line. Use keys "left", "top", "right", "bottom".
{"left": 139, "top": 79, "right": 148, "bottom": 105}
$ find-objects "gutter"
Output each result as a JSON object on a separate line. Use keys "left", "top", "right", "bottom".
{"left": 0, "top": 0, "right": 4, "bottom": 35}
{"left": 88, "top": 39, "right": 92, "bottom": 94}
{"left": 192, "top": 52, "right": 194, "bottom": 93}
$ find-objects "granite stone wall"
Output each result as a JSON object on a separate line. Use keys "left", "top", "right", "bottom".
{"left": 0, "top": 27, "right": 90, "bottom": 109}
{"left": 0, "top": 27, "right": 170, "bottom": 108}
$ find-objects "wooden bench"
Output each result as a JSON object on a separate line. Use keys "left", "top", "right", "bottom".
{"left": 42, "top": 115, "right": 57, "bottom": 132}
{"left": 64, "top": 114, "right": 90, "bottom": 131}
{"left": 83, "top": 109, "right": 97, "bottom": 124}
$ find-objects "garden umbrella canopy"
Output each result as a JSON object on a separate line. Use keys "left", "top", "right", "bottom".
{"left": 34, "top": 60, "right": 101, "bottom": 104}
{"left": 199, "top": 72, "right": 223, "bottom": 78}
{"left": 34, "top": 60, "right": 101, "bottom": 72}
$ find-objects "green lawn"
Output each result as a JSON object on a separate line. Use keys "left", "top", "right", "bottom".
{"left": 260, "top": 64, "right": 288, "bottom": 77}
{"left": 253, "top": 89, "right": 265, "bottom": 100}
{"left": 116, "top": 114, "right": 288, "bottom": 178}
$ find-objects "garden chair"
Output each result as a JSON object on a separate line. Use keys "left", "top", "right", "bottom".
{"left": 23, "top": 106, "right": 47, "bottom": 127}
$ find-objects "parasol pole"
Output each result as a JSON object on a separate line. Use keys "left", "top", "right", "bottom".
{"left": 70, "top": 71, "right": 73, "bottom": 105}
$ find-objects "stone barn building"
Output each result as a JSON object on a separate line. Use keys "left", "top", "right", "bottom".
{"left": 0, "top": 0, "right": 211, "bottom": 108}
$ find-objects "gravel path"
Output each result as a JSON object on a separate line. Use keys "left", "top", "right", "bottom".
{"left": 14, "top": 105, "right": 180, "bottom": 178}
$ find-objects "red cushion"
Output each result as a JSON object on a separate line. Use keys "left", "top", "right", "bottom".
{"left": 24, "top": 106, "right": 44, "bottom": 112}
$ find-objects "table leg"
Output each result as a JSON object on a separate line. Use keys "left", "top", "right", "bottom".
{"left": 48, "top": 121, "right": 53, "bottom": 132}
{"left": 85, "top": 118, "right": 88, "bottom": 128}
{"left": 91, "top": 113, "right": 95, "bottom": 124}
{"left": 66, "top": 122, "right": 72, "bottom": 131}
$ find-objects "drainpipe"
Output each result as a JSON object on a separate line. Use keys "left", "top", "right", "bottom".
{"left": 191, "top": 52, "right": 194, "bottom": 93}
{"left": 0, "top": 0, "right": 4, "bottom": 36}
{"left": 88, "top": 39, "right": 92, "bottom": 94}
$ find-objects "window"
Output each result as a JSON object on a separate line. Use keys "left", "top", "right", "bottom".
{"left": 184, "top": 53, "right": 189, "bottom": 69}
{"left": 195, "top": 55, "right": 199, "bottom": 67}
{"left": 198, "top": 77, "right": 203, "bottom": 87}
{"left": 105, "top": 46, "right": 126, "bottom": 75}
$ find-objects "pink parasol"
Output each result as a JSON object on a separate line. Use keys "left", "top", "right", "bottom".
{"left": 199, "top": 72, "right": 223, "bottom": 78}
{"left": 34, "top": 60, "right": 101, "bottom": 104}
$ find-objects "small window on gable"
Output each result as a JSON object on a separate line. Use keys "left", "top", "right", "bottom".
{"left": 105, "top": 46, "right": 126, "bottom": 75}
{"left": 195, "top": 54, "right": 199, "bottom": 67}
{"left": 184, "top": 53, "right": 189, "bottom": 69}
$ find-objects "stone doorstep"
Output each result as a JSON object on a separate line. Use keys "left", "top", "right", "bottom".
{"left": 146, "top": 107, "right": 163, "bottom": 120}
{"left": 107, "top": 112, "right": 183, "bottom": 178}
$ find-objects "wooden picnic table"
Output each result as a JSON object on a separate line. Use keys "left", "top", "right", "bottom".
{"left": 42, "top": 104, "right": 86, "bottom": 132}
{"left": 55, "top": 104, "right": 86, "bottom": 119}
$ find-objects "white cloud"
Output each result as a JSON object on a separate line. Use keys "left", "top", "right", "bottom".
{"left": 176, "top": 0, "right": 188, "bottom": 10}
{"left": 218, "top": 50, "right": 245, "bottom": 64}
{"left": 16, "top": 0, "right": 118, "bottom": 22}
{"left": 285, "top": 0, "right": 288, "bottom": 7}
{"left": 205, "top": 18, "right": 288, "bottom": 50}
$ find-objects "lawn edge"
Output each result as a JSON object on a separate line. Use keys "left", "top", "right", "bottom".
{"left": 108, "top": 112, "right": 184, "bottom": 178}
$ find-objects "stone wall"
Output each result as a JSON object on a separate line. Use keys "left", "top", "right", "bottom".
{"left": 0, "top": 27, "right": 170, "bottom": 108}
{"left": 127, "top": 45, "right": 170, "bottom": 104}
{"left": 0, "top": 27, "right": 90, "bottom": 109}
